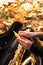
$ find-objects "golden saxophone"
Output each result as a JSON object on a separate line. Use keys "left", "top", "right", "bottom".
{"left": 8, "top": 32, "right": 37, "bottom": 65}
{"left": 8, "top": 31, "right": 25, "bottom": 65}
{"left": 22, "top": 54, "right": 36, "bottom": 65}
{"left": 8, "top": 44, "right": 25, "bottom": 65}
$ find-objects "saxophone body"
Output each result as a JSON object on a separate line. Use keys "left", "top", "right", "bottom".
{"left": 8, "top": 44, "right": 25, "bottom": 65}
{"left": 8, "top": 28, "right": 37, "bottom": 65}
{"left": 8, "top": 44, "right": 37, "bottom": 65}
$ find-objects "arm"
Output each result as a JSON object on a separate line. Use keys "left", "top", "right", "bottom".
{"left": 30, "top": 43, "right": 43, "bottom": 58}
{"left": 19, "top": 31, "right": 43, "bottom": 38}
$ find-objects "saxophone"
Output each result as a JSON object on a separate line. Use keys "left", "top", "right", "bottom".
{"left": 8, "top": 44, "right": 25, "bottom": 65}
{"left": 8, "top": 31, "right": 25, "bottom": 65}
{"left": 22, "top": 54, "right": 36, "bottom": 65}
{"left": 8, "top": 31, "right": 37, "bottom": 65}
{"left": 8, "top": 44, "right": 36, "bottom": 65}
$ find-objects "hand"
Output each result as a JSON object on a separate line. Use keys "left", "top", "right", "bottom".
{"left": 17, "top": 36, "right": 33, "bottom": 50}
{"left": 17, "top": 31, "right": 43, "bottom": 50}
{"left": 18, "top": 31, "right": 43, "bottom": 38}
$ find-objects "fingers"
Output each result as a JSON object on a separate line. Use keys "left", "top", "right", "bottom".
{"left": 18, "top": 31, "right": 43, "bottom": 38}
{"left": 17, "top": 36, "right": 33, "bottom": 50}
{"left": 18, "top": 31, "right": 35, "bottom": 38}
{"left": 18, "top": 31, "right": 31, "bottom": 38}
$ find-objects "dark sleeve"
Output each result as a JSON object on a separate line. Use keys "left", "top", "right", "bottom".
{"left": 30, "top": 43, "right": 43, "bottom": 58}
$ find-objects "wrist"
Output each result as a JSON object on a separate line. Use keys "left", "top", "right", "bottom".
{"left": 27, "top": 42, "right": 33, "bottom": 50}
{"left": 35, "top": 32, "right": 43, "bottom": 37}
